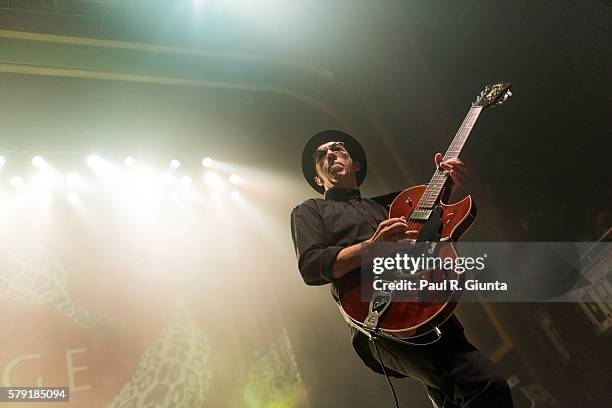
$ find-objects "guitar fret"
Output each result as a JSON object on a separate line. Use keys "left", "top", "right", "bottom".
{"left": 422, "top": 106, "right": 482, "bottom": 206}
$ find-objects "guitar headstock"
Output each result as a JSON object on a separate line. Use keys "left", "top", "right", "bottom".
{"left": 473, "top": 81, "right": 512, "bottom": 108}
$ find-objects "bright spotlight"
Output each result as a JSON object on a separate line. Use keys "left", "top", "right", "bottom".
{"left": 0, "top": 156, "right": 5, "bottom": 168}
{"left": 210, "top": 191, "right": 220, "bottom": 200}
{"left": 180, "top": 176, "right": 192, "bottom": 186}
{"left": 124, "top": 156, "right": 135, "bottom": 168}
{"left": 161, "top": 172, "right": 174, "bottom": 185}
{"left": 168, "top": 192, "right": 179, "bottom": 201}
{"left": 12, "top": 192, "right": 24, "bottom": 204}
{"left": 130, "top": 166, "right": 156, "bottom": 187}
{"left": 42, "top": 193, "right": 53, "bottom": 207}
{"left": 170, "top": 159, "right": 181, "bottom": 169}
{"left": 32, "top": 171, "right": 58, "bottom": 191}
{"left": 66, "top": 173, "right": 80, "bottom": 186}
{"left": 203, "top": 172, "right": 220, "bottom": 186}
{"left": 67, "top": 192, "right": 80, "bottom": 204}
{"left": 229, "top": 174, "right": 240, "bottom": 184}
{"left": 87, "top": 155, "right": 101, "bottom": 167}
{"left": 32, "top": 156, "right": 46, "bottom": 168}
{"left": 87, "top": 155, "right": 113, "bottom": 176}
{"left": 189, "top": 189, "right": 199, "bottom": 200}
{"left": 9, "top": 176, "right": 23, "bottom": 187}
{"left": 193, "top": 0, "right": 204, "bottom": 11}
{"left": 202, "top": 157, "right": 213, "bottom": 168}
{"left": 230, "top": 191, "right": 240, "bottom": 201}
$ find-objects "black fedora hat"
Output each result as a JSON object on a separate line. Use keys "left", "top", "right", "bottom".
{"left": 301, "top": 129, "right": 367, "bottom": 194}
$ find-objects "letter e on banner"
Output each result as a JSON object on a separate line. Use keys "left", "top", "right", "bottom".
{"left": 66, "top": 348, "right": 91, "bottom": 393}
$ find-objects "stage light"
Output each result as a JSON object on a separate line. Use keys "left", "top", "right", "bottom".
{"left": 9, "top": 176, "right": 22, "bottom": 187}
{"left": 189, "top": 189, "right": 199, "bottom": 200}
{"left": 124, "top": 156, "right": 135, "bottom": 168}
{"left": 0, "top": 156, "right": 5, "bottom": 168}
{"left": 87, "top": 155, "right": 101, "bottom": 167}
{"left": 168, "top": 192, "right": 179, "bottom": 201}
{"left": 130, "top": 165, "right": 156, "bottom": 186}
{"left": 32, "top": 171, "right": 58, "bottom": 191}
{"left": 229, "top": 174, "right": 240, "bottom": 184}
{"left": 202, "top": 157, "right": 213, "bottom": 168}
{"left": 10, "top": 192, "right": 24, "bottom": 206}
{"left": 193, "top": 0, "right": 204, "bottom": 11}
{"left": 87, "top": 155, "right": 113, "bottom": 177}
{"left": 170, "top": 159, "right": 181, "bottom": 169}
{"left": 181, "top": 176, "right": 192, "bottom": 186}
{"left": 42, "top": 193, "right": 53, "bottom": 207}
{"left": 161, "top": 172, "right": 174, "bottom": 185}
{"left": 66, "top": 173, "right": 80, "bottom": 186}
{"left": 32, "top": 156, "right": 46, "bottom": 168}
{"left": 210, "top": 191, "right": 220, "bottom": 200}
{"left": 203, "top": 172, "right": 220, "bottom": 186}
{"left": 230, "top": 191, "right": 240, "bottom": 201}
{"left": 67, "top": 193, "right": 80, "bottom": 204}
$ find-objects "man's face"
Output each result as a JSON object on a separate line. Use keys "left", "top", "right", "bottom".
{"left": 313, "top": 141, "right": 360, "bottom": 190}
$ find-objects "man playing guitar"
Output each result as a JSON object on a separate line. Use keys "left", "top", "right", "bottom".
{"left": 290, "top": 129, "right": 512, "bottom": 407}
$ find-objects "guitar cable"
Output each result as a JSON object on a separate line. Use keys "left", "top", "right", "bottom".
{"left": 369, "top": 327, "right": 445, "bottom": 408}
{"left": 370, "top": 336, "right": 401, "bottom": 408}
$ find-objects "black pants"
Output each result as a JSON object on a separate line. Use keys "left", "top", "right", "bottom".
{"left": 368, "top": 323, "right": 513, "bottom": 407}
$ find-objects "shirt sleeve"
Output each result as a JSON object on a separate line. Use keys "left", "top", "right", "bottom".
{"left": 290, "top": 201, "right": 344, "bottom": 286}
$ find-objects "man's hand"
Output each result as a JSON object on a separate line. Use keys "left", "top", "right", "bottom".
{"left": 331, "top": 218, "right": 419, "bottom": 280}
{"left": 435, "top": 153, "right": 468, "bottom": 191}
{"left": 367, "top": 217, "right": 419, "bottom": 243}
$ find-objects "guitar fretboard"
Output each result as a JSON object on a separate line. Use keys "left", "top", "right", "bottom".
{"left": 418, "top": 106, "right": 483, "bottom": 209}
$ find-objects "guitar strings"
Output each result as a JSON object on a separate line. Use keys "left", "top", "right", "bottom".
{"left": 405, "top": 107, "right": 482, "bottom": 233}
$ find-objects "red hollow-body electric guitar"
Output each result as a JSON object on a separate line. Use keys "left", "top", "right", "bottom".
{"left": 337, "top": 82, "right": 512, "bottom": 340}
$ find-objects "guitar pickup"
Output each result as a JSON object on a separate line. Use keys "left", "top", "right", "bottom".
{"left": 410, "top": 208, "right": 432, "bottom": 220}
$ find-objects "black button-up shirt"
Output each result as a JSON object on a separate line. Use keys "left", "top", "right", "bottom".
{"left": 290, "top": 188, "right": 398, "bottom": 287}
{"left": 290, "top": 187, "right": 405, "bottom": 376}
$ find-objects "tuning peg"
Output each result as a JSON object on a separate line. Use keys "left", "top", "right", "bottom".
{"left": 507, "top": 91, "right": 512, "bottom": 97}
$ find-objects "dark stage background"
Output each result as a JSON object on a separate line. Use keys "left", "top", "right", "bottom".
{"left": 0, "top": 1, "right": 610, "bottom": 407}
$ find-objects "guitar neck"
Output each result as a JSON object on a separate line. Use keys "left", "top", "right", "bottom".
{"left": 418, "top": 106, "right": 483, "bottom": 209}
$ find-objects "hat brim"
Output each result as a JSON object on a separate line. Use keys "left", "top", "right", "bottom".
{"left": 301, "top": 130, "right": 367, "bottom": 194}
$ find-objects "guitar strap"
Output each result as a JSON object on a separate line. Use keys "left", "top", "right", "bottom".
{"left": 341, "top": 192, "right": 405, "bottom": 331}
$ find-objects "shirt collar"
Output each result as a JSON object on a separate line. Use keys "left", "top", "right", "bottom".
{"left": 324, "top": 187, "right": 361, "bottom": 201}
